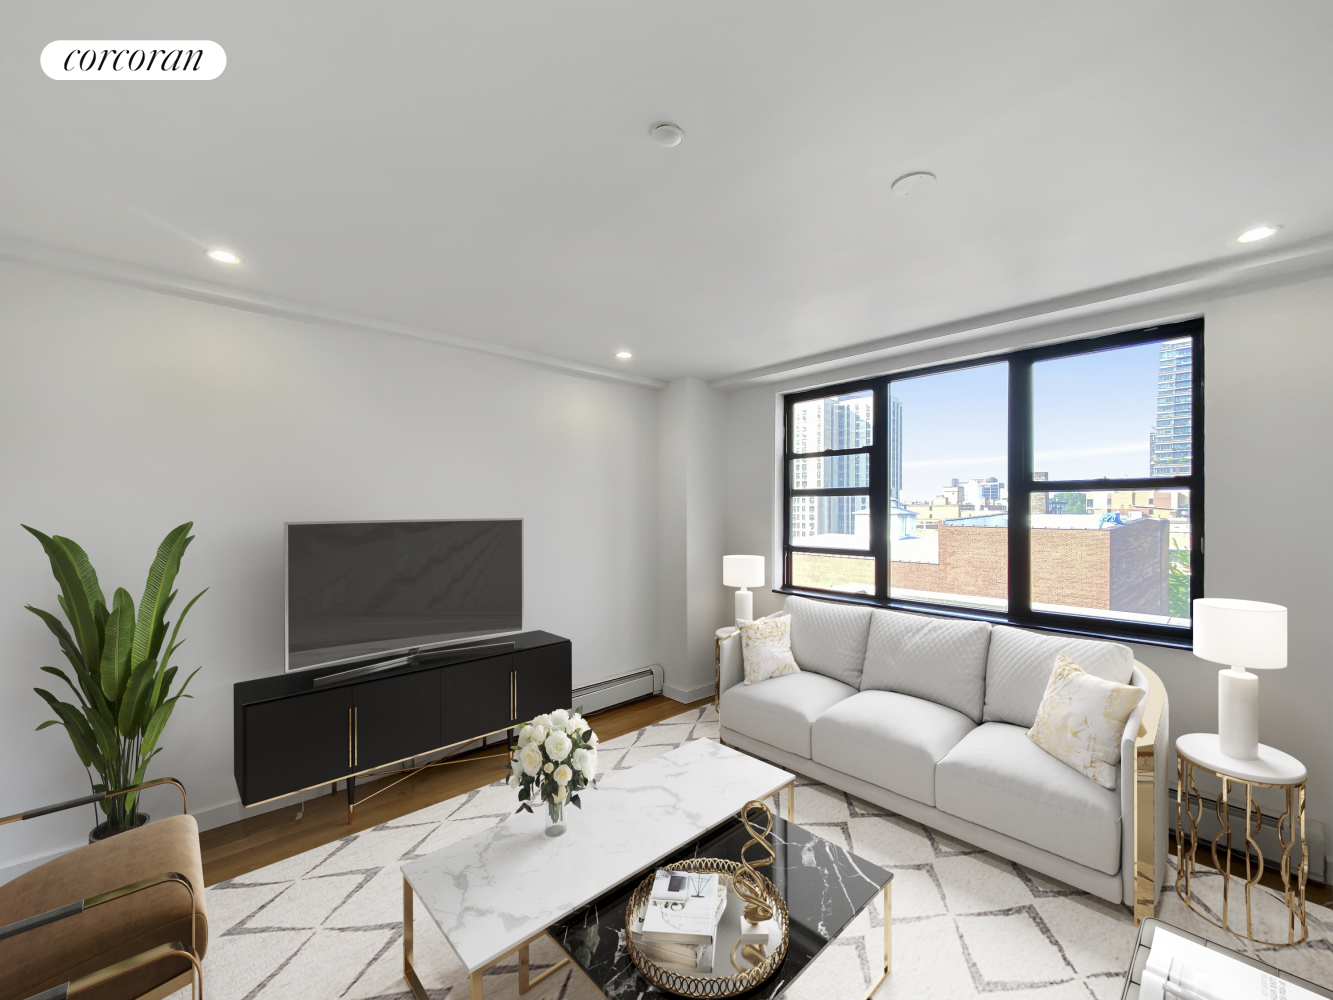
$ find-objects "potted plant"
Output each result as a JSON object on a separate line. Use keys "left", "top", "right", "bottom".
{"left": 23, "top": 522, "right": 205, "bottom": 840}
{"left": 506, "top": 708, "right": 598, "bottom": 837}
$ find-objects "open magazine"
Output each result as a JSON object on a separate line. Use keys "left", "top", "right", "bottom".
{"left": 1140, "top": 928, "right": 1321, "bottom": 1000}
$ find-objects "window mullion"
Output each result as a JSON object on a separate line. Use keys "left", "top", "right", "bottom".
{"left": 870, "top": 381, "right": 889, "bottom": 600}
{"left": 1008, "top": 357, "right": 1033, "bottom": 617}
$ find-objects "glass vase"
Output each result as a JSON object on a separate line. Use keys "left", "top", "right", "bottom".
{"left": 544, "top": 798, "right": 567, "bottom": 838}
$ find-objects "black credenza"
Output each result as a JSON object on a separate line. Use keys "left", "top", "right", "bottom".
{"left": 233, "top": 630, "right": 570, "bottom": 818}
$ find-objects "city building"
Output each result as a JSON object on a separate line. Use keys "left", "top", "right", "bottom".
{"left": 1151, "top": 336, "right": 1193, "bottom": 476}
{"left": 790, "top": 393, "right": 874, "bottom": 540}
{"left": 1031, "top": 471, "right": 1049, "bottom": 514}
{"left": 889, "top": 394, "right": 903, "bottom": 500}
{"left": 888, "top": 513, "right": 1173, "bottom": 618}
{"left": 957, "top": 476, "right": 1005, "bottom": 507}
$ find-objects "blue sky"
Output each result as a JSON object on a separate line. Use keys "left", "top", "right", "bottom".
{"left": 890, "top": 342, "right": 1161, "bottom": 502}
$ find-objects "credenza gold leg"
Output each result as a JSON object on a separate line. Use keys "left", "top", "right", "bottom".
{"left": 403, "top": 877, "right": 429, "bottom": 1000}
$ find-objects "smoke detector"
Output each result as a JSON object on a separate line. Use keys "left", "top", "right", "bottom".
{"left": 891, "top": 171, "right": 936, "bottom": 197}
{"left": 651, "top": 123, "right": 684, "bottom": 147}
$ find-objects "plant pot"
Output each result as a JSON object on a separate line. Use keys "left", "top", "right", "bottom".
{"left": 544, "top": 800, "right": 567, "bottom": 838}
{"left": 89, "top": 813, "right": 149, "bottom": 844}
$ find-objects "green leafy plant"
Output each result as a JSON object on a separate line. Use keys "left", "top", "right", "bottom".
{"left": 23, "top": 522, "right": 206, "bottom": 835}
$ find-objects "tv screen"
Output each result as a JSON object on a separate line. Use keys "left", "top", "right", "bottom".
{"left": 285, "top": 519, "right": 522, "bottom": 672}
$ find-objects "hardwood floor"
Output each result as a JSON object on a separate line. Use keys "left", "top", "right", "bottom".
{"left": 200, "top": 694, "right": 710, "bottom": 885}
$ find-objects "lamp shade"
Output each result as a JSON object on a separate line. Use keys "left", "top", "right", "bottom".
{"left": 1192, "top": 598, "right": 1287, "bottom": 669}
{"left": 723, "top": 555, "right": 765, "bottom": 589}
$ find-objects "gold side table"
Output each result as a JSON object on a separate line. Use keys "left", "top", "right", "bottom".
{"left": 1175, "top": 732, "right": 1308, "bottom": 946}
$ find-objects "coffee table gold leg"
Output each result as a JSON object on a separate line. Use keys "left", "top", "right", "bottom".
{"left": 787, "top": 779, "right": 794, "bottom": 823}
{"left": 860, "top": 881, "right": 891, "bottom": 999}
{"left": 517, "top": 934, "right": 571, "bottom": 993}
{"left": 471, "top": 969, "right": 483, "bottom": 1000}
{"left": 403, "top": 877, "right": 429, "bottom": 1000}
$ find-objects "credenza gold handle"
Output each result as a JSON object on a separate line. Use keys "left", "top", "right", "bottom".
{"left": 348, "top": 708, "right": 353, "bottom": 767}
{"left": 510, "top": 671, "right": 517, "bottom": 721}
{"left": 354, "top": 707, "right": 358, "bottom": 766}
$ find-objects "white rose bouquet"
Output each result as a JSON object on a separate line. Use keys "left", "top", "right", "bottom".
{"left": 507, "top": 707, "right": 599, "bottom": 832}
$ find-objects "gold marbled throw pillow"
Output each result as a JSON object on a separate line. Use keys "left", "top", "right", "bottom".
{"left": 738, "top": 614, "right": 801, "bottom": 685}
{"left": 1026, "top": 653, "right": 1145, "bottom": 789}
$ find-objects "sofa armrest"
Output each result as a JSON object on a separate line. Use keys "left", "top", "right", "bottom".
{"left": 1119, "top": 660, "right": 1168, "bottom": 924}
{"left": 715, "top": 627, "right": 742, "bottom": 704}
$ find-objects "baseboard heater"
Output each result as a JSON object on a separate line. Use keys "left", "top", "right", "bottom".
{"left": 1169, "top": 787, "right": 1328, "bottom": 885}
{"left": 571, "top": 665, "right": 664, "bottom": 716}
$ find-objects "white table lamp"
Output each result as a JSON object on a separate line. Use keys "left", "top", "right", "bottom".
{"left": 1192, "top": 597, "right": 1287, "bottom": 761}
{"left": 723, "top": 555, "right": 765, "bottom": 623}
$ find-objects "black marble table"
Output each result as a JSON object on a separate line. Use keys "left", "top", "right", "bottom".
{"left": 548, "top": 814, "right": 892, "bottom": 999}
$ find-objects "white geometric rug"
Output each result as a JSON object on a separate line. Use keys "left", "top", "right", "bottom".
{"left": 184, "top": 706, "right": 1333, "bottom": 999}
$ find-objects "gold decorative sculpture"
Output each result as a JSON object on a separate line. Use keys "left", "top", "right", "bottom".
{"left": 732, "top": 799, "right": 776, "bottom": 923}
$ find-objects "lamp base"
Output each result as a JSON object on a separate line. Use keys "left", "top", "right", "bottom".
{"left": 734, "top": 588, "right": 753, "bottom": 625}
{"left": 1218, "top": 666, "right": 1259, "bottom": 761}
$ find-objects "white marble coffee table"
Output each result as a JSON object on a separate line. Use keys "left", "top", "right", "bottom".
{"left": 401, "top": 738, "right": 794, "bottom": 1000}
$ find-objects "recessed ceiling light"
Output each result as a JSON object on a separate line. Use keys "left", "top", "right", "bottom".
{"left": 207, "top": 249, "right": 242, "bottom": 264}
{"left": 891, "top": 171, "right": 936, "bottom": 197}
{"left": 1236, "top": 225, "right": 1279, "bottom": 244}
{"left": 650, "top": 123, "right": 683, "bottom": 147}
{"left": 615, "top": 351, "right": 633, "bottom": 359}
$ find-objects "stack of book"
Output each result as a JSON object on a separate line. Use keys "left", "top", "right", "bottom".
{"left": 631, "top": 869, "right": 730, "bottom": 974}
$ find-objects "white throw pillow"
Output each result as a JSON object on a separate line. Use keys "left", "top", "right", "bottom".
{"left": 1026, "top": 654, "right": 1145, "bottom": 790}
{"left": 738, "top": 615, "right": 801, "bottom": 685}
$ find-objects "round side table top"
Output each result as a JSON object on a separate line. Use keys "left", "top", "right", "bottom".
{"left": 1176, "top": 732, "right": 1307, "bottom": 784}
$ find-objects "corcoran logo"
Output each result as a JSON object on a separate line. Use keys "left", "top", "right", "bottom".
{"left": 41, "top": 40, "right": 226, "bottom": 80}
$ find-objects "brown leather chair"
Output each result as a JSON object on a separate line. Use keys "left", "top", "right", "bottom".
{"left": 0, "top": 779, "right": 207, "bottom": 1000}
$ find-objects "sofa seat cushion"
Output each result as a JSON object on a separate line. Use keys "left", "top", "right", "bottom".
{"left": 935, "top": 722, "right": 1122, "bottom": 874}
{"left": 812, "top": 690, "right": 976, "bottom": 806}
{"left": 860, "top": 610, "right": 992, "bottom": 722}
{"left": 982, "top": 625, "right": 1135, "bottom": 729}
{"left": 720, "top": 671, "right": 858, "bottom": 758}
{"left": 784, "top": 595, "right": 873, "bottom": 689}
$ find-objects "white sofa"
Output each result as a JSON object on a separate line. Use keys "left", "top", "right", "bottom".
{"left": 716, "top": 595, "right": 1170, "bottom": 918}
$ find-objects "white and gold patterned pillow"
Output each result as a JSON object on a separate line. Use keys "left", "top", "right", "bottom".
{"left": 1026, "top": 654, "right": 1145, "bottom": 789}
{"left": 738, "top": 614, "right": 801, "bottom": 685}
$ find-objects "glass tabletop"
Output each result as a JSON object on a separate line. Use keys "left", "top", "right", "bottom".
{"left": 548, "top": 813, "right": 892, "bottom": 998}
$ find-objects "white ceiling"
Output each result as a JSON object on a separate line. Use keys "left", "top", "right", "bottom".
{"left": 5, "top": 2, "right": 1333, "bottom": 384}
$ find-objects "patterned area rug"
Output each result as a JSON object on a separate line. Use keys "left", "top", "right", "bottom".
{"left": 185, "top": 706, "right": 1333, "bottom": 999}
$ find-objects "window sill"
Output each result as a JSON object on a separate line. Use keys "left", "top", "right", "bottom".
{"left": 772, "top": 586, "right": 1194, "bottom": 651}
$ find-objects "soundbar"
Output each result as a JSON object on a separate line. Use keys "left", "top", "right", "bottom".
{"left": 312, "top": 641, "right": 517, "bottom": 688}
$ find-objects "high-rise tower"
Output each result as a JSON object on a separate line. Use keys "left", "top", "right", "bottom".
{"left": 889, "top": 395, "right": 903, "bottom": 500}
{"left": 1151, "top": 338, "right": 1192, "bottom": 476}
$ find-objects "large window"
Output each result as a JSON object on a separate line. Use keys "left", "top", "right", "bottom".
{"left": 781, "top": 320, "right": 1202, "bottom": 646}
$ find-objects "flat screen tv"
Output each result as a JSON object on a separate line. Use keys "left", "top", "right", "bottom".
{"left": 285, "top": 519, "right": 522, "bottom": 672}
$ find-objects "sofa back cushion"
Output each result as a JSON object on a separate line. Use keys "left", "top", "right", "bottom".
{"left": 982, "top": 625, "right": 1134, "bottom": 729}
{"left": 860, "top": 610, "right": 992, "bottom": 722}
{"left": 783, "top": 596, "right": 872, "bottom": 689}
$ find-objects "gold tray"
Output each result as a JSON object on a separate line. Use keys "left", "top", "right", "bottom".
{"left": 625, "top": 858, "right": 790, "bottom": 997}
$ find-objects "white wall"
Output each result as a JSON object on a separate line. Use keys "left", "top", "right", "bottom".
{"left": 723, "top": 270, "right": 1333, "bottom": 875}
{"left": 658, "top": 378, "right": 727, "bottom": 703}
{"left": 0, "top": 261, "right": 661, "bottom": 874}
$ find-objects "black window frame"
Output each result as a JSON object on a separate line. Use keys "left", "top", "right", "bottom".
{"left": 779, "top": 318, "right": 1203, "bottom": 649}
